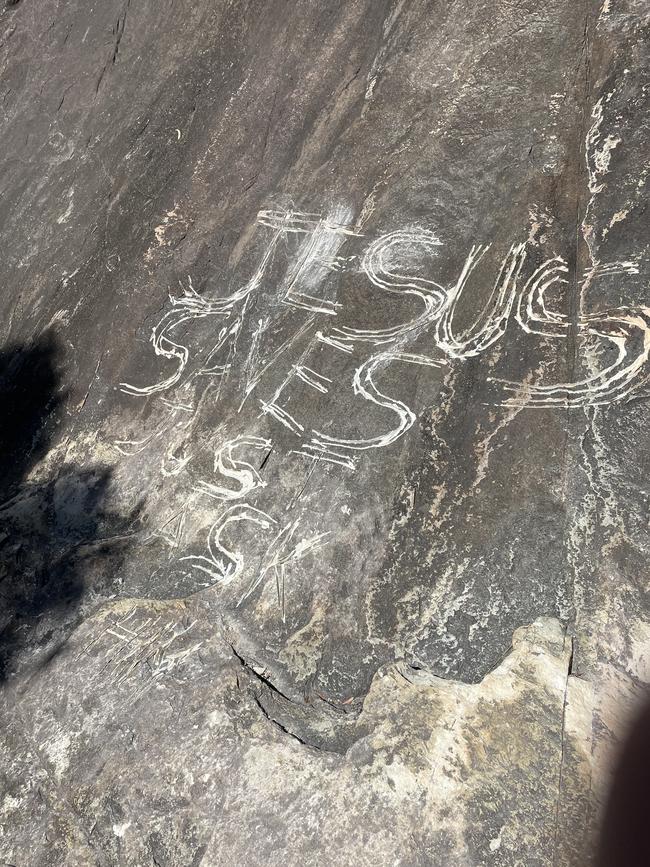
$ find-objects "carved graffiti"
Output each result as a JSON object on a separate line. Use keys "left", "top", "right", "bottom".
{"left": 117, "top": 201, "right": 650, "bottom": 615}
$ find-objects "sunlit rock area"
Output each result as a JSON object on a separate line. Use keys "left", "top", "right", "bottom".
{"left": 1, "top": 1, "right": 649, "bottom": 864}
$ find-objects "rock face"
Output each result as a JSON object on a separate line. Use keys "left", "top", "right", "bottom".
{"left": 0, "top": 0, "right": 648, "bottom": 864}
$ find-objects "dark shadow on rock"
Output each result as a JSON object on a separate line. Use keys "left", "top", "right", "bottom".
{"left": 596, "top": 691, "right": 650, "bottom": 867}
{"left": 0, "top": 331, "right": 144, "bottom": 683}
{"left": 0, "top": 329, "right": 65, "bottom": 499}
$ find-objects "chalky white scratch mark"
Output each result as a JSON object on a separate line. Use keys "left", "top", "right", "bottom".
{"left": 88, "top": 611, "right": 202, "bottom": 701}
{"left": 312, "top": 352, "right": 445, "bottom": 452}
{"left": 586, "top": 261, "right": 639, "bottom": 279}
{"left": 179, "top": 504, "right": 329, "bottom": 620}
{"left": 501, "top": 88, "right": 650, "bottom": 409}
{"left": 316, "top": 329, "right": 353, "bottom": 354}
{"left": 257, "top": 208, "right": 360, "bottom": 238}
{"left": 260, "top": 383, "right": 305, "bottom": 435}
{"left": 238, "top": 315, "right": 316, "bottom": 410}
{"left": 119, "top": 279, "right": 232, "bottom": 396}
{"left": 160, "top": 441, "right": 191, "bottom": 477}
{"left": 435, "top": 243, "right": 527, "bottom": 359}
{"left": 291, "top": 442, "right": 357, "bottom": 471}
{"left": 180, "top": 504, "right": 275, "bottom": 586}
{"left": 238, "top": 519, "right": 330, "bottom": 621}
{"left": 266, "top": 203, "right": 356, "bottom": 316}
{"left": 258, "top": 335, "right": 325, "bottom": 435}
{"left": 293, "top": 365, "right": 331, "bottom": 393}
{"left": 332, "top": 229, "right": 445, "bottom": 346}
{"left": 121, "top": 218, "right": 284, "bottom": 397}
{"left": 285, "top": 457, "right": 319, "bottom": 512}
{"left": 195, "top": 435, "right": 272, "bottom": 501}
{"left": 160, "top": 398, "right": 194, "bottom": 413}
{"left": 497, "top": 255, "right": 650, "bottom": 406}
{"left": 515, "top": 257, "right": 569, "bottom": 338}
{"left": 113, "top": 434, "right": 156, "bottom": 456}
{"left": 147, "top": 505, "right": 189, "bottom": 553}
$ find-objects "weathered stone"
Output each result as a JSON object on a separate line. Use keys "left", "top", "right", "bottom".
{"left": 0, "top": 0, "right": 648, "bottom": 863}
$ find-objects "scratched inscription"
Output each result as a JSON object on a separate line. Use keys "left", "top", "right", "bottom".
{"left": 116, "top": 201, "right": 649, "bottom": 619}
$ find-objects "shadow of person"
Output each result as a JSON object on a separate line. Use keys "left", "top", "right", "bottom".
{"left": 0, "top": 329, "right": 64, "bottom": 498}
{"left": 0, "top": 330, "right": 143, "bottom": 683}
{"left": 596, "top": 691, "right": 650, "bottom": 867}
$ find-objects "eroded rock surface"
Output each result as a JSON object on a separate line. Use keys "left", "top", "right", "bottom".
{"left": 2, "top": 611, "right": 589, "bottom": 866}
{"left": 0, "top": 0, "right": 648, "bottom": 864}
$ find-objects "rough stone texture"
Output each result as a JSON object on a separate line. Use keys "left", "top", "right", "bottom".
{"left": 0, "top": 0, "right": 648, "bottom": 864}
{"left": 1, "top": 612, "right": 587, "bottom": 866}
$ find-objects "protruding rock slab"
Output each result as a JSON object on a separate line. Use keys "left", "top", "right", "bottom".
{"left": 1, "top": 613, "right": 592, "bottom": 865}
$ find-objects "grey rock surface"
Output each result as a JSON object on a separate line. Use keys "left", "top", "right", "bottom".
{"left": 0, "top": 0, "right": 648, "bottom": 864}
